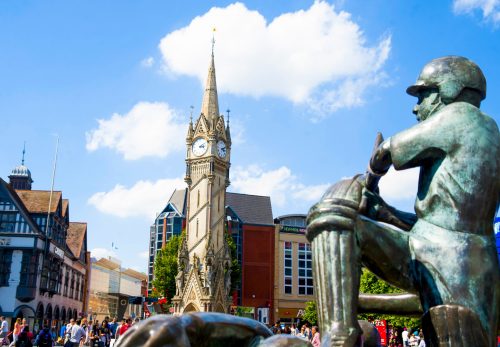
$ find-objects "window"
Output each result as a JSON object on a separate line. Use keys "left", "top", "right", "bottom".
{"left": 69, "top": 271, "right": 74, "bottom": 298}
{"left": 298, "top": 243, "right": 313, "bottom": 295}
{"left": 19, "top": 251, "right": 37, "bottom": 288}
{"left": 64, "top": 269, "right": 70, "bottom": 296}
{"left": 0, "top": 249, "right": 13, "bottom": 286}
{"left": 284, "top": 242, "right": 292, "bottom": 294}
{"left": 40, "top": 259, "right": 49, "bottom": 290}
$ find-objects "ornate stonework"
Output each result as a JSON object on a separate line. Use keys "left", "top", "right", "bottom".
{"left": 172, "top": 51, "right": 232, "bottom": 314}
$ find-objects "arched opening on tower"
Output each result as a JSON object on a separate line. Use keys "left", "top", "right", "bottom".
{"left": 183, "top": 303, "right": 199, "bottom": 313}
{"left": 214, "top": 303, "right": 225, "bottom": 313}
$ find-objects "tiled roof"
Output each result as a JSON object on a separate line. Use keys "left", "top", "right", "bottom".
{"left": 122, "top": 268, "right": 148, "bottom": 281}
{"left": 92, "top": 257, "right": 121, "bottom": 270}
{"left": 168, "top": 189, "right": 187, "bottom": 215}
{"left": 67, "top": 222, "right": 87, "bottom": 258}
{"left": 226, "top": 192, "right": 274, "bottom": 225}
{"left": 15, "top": 190, "right": 62, "bottom": 214}
{"left": 62, "top": 199, "right": 69, "bottom": 217}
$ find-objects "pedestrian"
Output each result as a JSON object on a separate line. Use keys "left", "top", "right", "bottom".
{"left": 0, "top": 316, "right": 9, "bottom": 344}
{"left": 402, "top": 327, "right": 409, "bottom": 347}
{"left": 34, "top": 325, "right": 52, "bottom": 347}
{"left": 99, "top": 321, "right": 110, "bottom": 347}
{"left": 117, "top": 319, "right": 131, "bottom": 339}
{"left": 290, "top": 324, "right": 297, "bottom": 336}
{"left": 310, "top": 326, "right": 320, "bottom": 347}
{"left": 108, "top": 318, "right": 117, "bottom": 347}
{"left": 270, "top": 321, "right": 280, "bottom": 335}
{"left": 67, "top": 320, "right": 86, "bottom": 347}
{"left": 9, "top": 318, "right": 22, "bottom": 347}
{"left": 64, "top": 320, "right": 75, "bottom": 345}
{"left": 15, "top": 326, "right": 33, "bottom": 347}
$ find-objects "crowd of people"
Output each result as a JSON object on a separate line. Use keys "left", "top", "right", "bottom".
{"left": 387, "top": 326, "right": 426, "bottom": 347}
{"left": 270, "top": 321, "right": 320, "bottom": 347}
{"left": 0, "top": 315, "right": 140, "bottom": 347}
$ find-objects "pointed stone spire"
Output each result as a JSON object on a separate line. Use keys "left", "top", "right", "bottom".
{"left": 186, "top": 105, "right": 194, "bottom": 141}
{"left": 225, "top": 109, "right": 232, "bottom": 144}
{"left": 200, "top": 50, "right": 220, "bottom": 124}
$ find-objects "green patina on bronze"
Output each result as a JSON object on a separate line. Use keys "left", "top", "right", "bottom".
{"left": 307, "top": 56, "right": 500, "bottom": 347}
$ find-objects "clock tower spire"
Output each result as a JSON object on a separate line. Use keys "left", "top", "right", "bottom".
{"left": 173, "top": 45, "right": 232, "bottom": 315}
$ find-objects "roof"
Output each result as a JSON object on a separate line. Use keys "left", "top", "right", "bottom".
{"left": 122, "top": 268, "right": 148, "bottom": 281}
{"left": 15, "top": 190, "right": 62, "bottom": 214}
{"left": 62, "top": 199, "right": 69, "bottom": 217}
{"left": 92, "top": 257, "right": 121, "bottom": 270}
{"left": 168, "top": 189, "right": 187, "bottom": 215}
{"left": 226, "top": 192, "right": 274, "bottom": 225}
{"left": 66, "top": 222, "right": 87, "bottom": 258}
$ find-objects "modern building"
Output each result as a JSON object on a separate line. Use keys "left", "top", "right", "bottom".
{"left": 273, "top": 214, "right": 314, "bottom": 326}
{"left": 147, "top": 189, "right": 186, "bottom": 295}
{"left": 0, "top": 160, "right": 90, "bottom": 334}
{"left": 89, "top": 256, "right": 147, "bottom": 321}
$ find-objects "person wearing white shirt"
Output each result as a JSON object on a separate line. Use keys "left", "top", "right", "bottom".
{"left": 69, "top": 320, "right": 86, "bottom": 347}
{"left": 0, "top": 316, "right": 9, "bottom": 340}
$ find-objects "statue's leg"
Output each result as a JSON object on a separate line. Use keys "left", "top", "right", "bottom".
{"left": 308, "top": 196, "right": 362, "bottom": 347}
{"left": 307, "top": 178, "right": 366, "bottom": 346}
{"left": 307, "top": 177, "right": 417, "bottom": 347}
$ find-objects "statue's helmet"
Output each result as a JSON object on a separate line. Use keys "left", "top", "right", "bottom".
{"left": 406, "top": 56, "right": 486, "bottom": 103}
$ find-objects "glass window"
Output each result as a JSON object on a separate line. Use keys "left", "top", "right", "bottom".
{"left": 298, "top": 243, "right": 313, "bottom": 295}
{"left": 284, "top": 242, "right": 292, "bottom": 294}
{"left": 0, "top": 249, "right": 13, "bottom": 286}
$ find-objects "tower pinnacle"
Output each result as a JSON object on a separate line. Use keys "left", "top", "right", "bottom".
{"left": 200, "top": 40, "right": 220, "bottom": 123}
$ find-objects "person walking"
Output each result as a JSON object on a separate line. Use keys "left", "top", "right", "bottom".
{"left": 9, "top": 318, "right": 22, "bottom": 347}
{"left": 0, "top": 317, "right": 9, "bottom": 344}
{"left": 67, "top": 320, "right": 86, "bottom": 347}
{"left": 15, "top": 326, "right": 33, "bottom": 347}
{"left": 310, "top": 326, "right": 320, "bottom": 347}
{"left": 34, "top": 325, "right": 52, "bottom": 347}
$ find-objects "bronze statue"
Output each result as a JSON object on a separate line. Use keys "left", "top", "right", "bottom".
{"left": 306, "top": 56, "right": 500, "bottom": 346}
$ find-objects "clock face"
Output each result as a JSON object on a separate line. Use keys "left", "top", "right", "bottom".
{"left": 192, "top": 138, "right": 208, "bottom": 156}
{"left": 217, "top": 140, "right": 227, "bottom": 158}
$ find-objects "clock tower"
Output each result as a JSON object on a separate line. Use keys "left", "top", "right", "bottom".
{"left": 172, "top": 48, "right": 233, "bottom": 314}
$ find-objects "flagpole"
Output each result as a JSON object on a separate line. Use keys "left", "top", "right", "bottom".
{"left": 45, "top": 136, "right": 59, "bottom": 238}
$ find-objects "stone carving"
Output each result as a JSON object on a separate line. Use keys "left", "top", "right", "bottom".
{"left": 306, "top": 56, "right": 500, "bottom": 346}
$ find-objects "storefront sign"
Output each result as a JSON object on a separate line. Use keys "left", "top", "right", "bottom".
{"left": 280, "top": 226, "right": 306, "bottom": 234}
{"left": 374, "top": 320, "right": 387, "bottom": 346}
{"left": 0, "top": 237, "right": 11, "bottom": 246}
{"left": 54, "top": 246, "right": 65, "bottom": 259}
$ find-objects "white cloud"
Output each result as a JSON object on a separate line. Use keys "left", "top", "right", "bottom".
{"left": 141, "top": 56, "right": 155, "bottom": 68}
{"left": 90, "top": 247, "right": 117, "bottom": 260}
{"left": 88, "top": 177, "right": 185, "bottom": 218}
{"left": 378, "top": 167, "right": 419, "bottom": 202}
{"left": 453, "top": 0, "right": 500, "bottom": 23}
{"left": 230, "top": 165, "right": 328, "bottom": 208}
{"left": 138, "top": 250, "right": 149, "bottom": 259}
{"left": 159, "top": 1, "right": 391, "bottom": 115}
{"left": 86, "top": 102, "right": 187, "bottom": 160}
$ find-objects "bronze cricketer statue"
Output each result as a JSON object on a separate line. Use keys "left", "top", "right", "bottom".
{"left": 306, "top": 56, "right": 500, "bottom": 346}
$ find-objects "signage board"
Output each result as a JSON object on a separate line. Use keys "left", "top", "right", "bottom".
{"left": 280, "top": 225, "right": 306, "bottom": 234}
{"left": 374, "top": 320, "right": 387, "bottom": 346}
{"left": 54, "top": 246, "right": 65, "bottom": 259}
{"left": 0, "top": 238, "right": 11, "bottom": 246}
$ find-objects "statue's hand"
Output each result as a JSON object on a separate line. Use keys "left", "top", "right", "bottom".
{"left": 359, "top": 187, "right": 414, "bottom": 231}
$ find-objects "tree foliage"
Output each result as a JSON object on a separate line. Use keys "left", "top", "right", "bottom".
{"left": 225, "top": 231, "right": 241, "bottom": 292}
{"left": 359, "top": 268, "right": 420, "bottom": 329}
{"left": 151, "top": 233, "right": 183, "bottom": 303}
{"left": 303, "top": 301, "right": 318, "bottom": 326}
{"left": 299, "top": 269, "right": 421, "bottom": 329}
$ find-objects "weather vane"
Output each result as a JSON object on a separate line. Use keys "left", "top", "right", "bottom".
{"left": 226, "top": 109, "right": 230, "bottom": 125}
{"left": 21, "top": 141, "right": 26, "bottom": 165}
{"left": 212, "top": 27, "right": 216, "bottom": 56}
{"left": 190, "top": 105, "right": 194, "bottom": 123}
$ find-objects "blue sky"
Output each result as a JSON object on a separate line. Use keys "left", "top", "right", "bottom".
{"left": 1, "top": 0, "right": 499, "bottom": 272}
